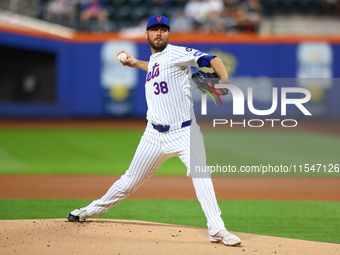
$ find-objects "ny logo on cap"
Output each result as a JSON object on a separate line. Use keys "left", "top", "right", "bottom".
{"left": 156, "top": 16, "right": 162, "bottom": 22}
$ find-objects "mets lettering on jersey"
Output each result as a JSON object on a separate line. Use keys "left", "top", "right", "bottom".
{"left": 146, "top": 62, "right": 160, "bottom": 81}
{"left": 145, "top": 44, "right": 209, "bottom": 126}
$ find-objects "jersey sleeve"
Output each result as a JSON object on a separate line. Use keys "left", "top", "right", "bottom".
{"left": 171, "top": 46, "right": 210, "bottom": 67}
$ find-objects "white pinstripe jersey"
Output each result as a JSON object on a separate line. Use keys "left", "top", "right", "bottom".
{"left": 145, "top": 44, "right": 208, "bottom": 126}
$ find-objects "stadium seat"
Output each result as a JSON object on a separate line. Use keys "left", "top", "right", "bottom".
{"left": 297, "top": 0, "right": 322, "bottom": 13}
{"left": 116, "top": 19, "right": 134, "bottom": 30}
{"left": 163, "top": 6, "right": 181, "bottom": 19}
{"left": 129, "top": 0, "right": 144, "bottom": 5}
{"left": 282, "top": 0, "right": 300, "bottom": 13}
{"left": 131, "top": 5, "right": 149, "bottom": 23}
{"left": 148, "top": 6, "right": 166, "bottom": 17}
{"left": 111, "top": 0, "right": 125, "bottom": 7}
{"left": 115, "top": 5, "right": 133, "bottom": 19}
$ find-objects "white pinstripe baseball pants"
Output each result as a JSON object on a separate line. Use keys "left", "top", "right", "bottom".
{"left": 84, "top": 122, "right": 226, "bottom": 236}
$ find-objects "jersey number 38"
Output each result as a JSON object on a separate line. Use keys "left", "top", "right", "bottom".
{"left": 154, "top": 81, "right": 169, "bottom": 95}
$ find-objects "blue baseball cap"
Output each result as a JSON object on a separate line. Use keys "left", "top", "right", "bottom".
{"left": 146, "top": 15, "right": 170, "bottom": 31}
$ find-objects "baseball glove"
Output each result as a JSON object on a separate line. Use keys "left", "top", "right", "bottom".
{"left": 191, "top": 71, "right": 228, "bottom": 105}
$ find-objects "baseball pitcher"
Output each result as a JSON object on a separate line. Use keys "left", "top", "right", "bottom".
{"left": 67, "top": 15, "right": 241, "bottom": 246}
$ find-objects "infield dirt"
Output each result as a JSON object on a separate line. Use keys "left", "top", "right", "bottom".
{"left": 1, "top": 218, "right": 339, "bottom": 255}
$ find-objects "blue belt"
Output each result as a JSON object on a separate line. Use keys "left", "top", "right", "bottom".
{"left": 152, "top": 120, "right": 192, "bottom": 133}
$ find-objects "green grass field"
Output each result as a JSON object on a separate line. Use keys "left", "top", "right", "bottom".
{"left": 0, "top": 128, "right": 339, "bottom": 244}
{"left": 0, "top": 129, "right": 339, "bottom": 176}
{"left": 0, "top": 199, "right": 339, "bottom": 244}
{"left": 203, "top": 129, "right": 340, "bottom": 177}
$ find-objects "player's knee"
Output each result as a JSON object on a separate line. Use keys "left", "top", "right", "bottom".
{"left": 117, "top": 175, "right": 143, "bottom": 193}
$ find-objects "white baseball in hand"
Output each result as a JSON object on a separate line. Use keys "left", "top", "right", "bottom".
{"left": 118, "top": 52, "right": 128, "bottom": 62}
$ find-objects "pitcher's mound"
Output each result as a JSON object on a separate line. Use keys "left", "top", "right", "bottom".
{"left": 0, "top": 219, "right": 338, "bottom": 255}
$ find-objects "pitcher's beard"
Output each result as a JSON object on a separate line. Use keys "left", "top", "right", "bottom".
{"left": 148, "top": 37, "right": 168, "bottom": 52}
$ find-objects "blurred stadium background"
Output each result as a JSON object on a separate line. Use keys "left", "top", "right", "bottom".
{"left": 0, "top": 0, "right": 340, "bottom": 34}
{"left": 0, "top": 0, "right": 339, "bottom": 119}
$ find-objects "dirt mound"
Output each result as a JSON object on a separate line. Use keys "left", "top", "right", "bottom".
{"left": 0, "top": 219, "right": 339, "bottom": 255}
